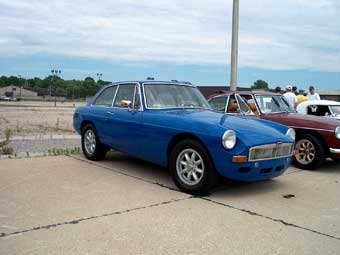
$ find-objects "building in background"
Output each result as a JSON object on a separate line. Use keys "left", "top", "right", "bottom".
{"left": 318, "top": 89, "right": 340, "bottom": 102}
{"left": 198, "top": 86, "right": 249, "bottom": 98}
{"left": 198, "top": 86, "right": 340, "bottom": 102}
{"left": 0, "top": 85, "right": 37, "bottom": 99}
{"left": 0, "top": 85, "right": 66, "bottom": 101}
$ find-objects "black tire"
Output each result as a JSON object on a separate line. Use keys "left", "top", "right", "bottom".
{"left": 331, "top": 157, "right": 340, "bottom": 163}
{"left": 81, "top": 124, "right": 108, "bottom": 161}
{"left": 169, "top": 139, "right": 219, "bottom": 195}
{"left": 293, "top": 133, "right": 325, "bottom": 170}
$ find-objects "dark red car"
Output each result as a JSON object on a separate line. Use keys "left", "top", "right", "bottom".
{"left": 208, "top": 91, "right": 340, "bottom": 170}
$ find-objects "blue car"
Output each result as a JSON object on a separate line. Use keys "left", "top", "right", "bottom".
{"left": 73, "top": 81, "right": 295, "bottom": 194}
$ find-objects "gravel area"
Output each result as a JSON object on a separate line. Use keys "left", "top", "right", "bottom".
{"left": 8, "top": 138, "right": 81, "bottom": 154}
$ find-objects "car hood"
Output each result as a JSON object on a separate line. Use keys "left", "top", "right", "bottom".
{"left": 263, "top": 112, "right": 340, "bottom": 130}
{"left": 161, "top": 109, "right": 293, "bottom": 146}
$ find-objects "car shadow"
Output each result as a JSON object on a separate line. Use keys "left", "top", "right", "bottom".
{"left": 102, "top": 151, "right": 288, "bottom": 196}
{"left": 303, "top": 159, "right": 340, "bottom": 174}
{"left": 210, "top": 178, "right": 287, "bottom": 198}
{"left": 102, "top": 151, "right": 176, "bottom": 190}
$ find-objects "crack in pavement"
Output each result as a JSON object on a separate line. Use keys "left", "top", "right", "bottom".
{"left": 4, "top": 155, "right": 337, "bottom": 242}
{"left": 69, "top": 155, "right": 340, "bottom": 242}
{"left": 200, "top": 197, "right": 340, "bottom": 241}
{"left": 0, "top": 197, "right": 193, "bottom": 239}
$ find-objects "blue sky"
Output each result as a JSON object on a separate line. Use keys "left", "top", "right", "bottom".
{"left": 0, "top": 0, "right": 339, "bottom": 89}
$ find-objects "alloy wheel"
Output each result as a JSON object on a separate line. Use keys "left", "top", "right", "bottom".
{"left": 84, "top": 129, "right": 96, "bottom": 155}
{"left": 176, "top": 149, "right": 205, "bottom": 186}
{"left": 295, "top": 139, "right": 316, "bottom": 165}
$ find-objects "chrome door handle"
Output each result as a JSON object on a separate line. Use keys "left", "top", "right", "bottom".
{"left": 106, "top": 111, "right": 115, "bottom": 115}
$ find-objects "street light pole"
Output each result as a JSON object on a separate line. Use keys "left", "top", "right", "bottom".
{"left": 18, "top": 75, "right": 22, "bottom": 100}
{"left": 230, "top": 0, "right": 239, "bottom": 92}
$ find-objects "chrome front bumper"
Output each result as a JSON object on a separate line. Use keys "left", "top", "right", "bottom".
{"left": 330, "top": 148, "right": 340, "bottom": 154}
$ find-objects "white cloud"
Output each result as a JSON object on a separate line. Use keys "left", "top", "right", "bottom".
{"left": 0, "top": 0, "right": 339, "bottom": 72}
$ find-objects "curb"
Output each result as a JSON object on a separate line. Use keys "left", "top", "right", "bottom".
{"left": 0, "top": 134, "right": 80, "bottom": 143}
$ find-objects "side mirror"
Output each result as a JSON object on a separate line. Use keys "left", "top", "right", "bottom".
{"left": 120, "top": 100, "right": 132, "bottom": 109}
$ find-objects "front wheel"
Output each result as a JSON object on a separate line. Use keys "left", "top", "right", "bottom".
{"left": 294, "top": 134, "right": 325, "bottom": 170}
{"left": 169, "top": 139, "right": 219, "bottom": 194}
{"left": 81, "top": 124, "right": 108, "bottom": 161}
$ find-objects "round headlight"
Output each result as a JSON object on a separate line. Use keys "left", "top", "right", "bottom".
{"left": 222, "top": 130, "right": 237, "bottom": 150}
{"left": 286, "top": 128, "right": 296, "bottom": 140}
{"left": 336, "top": 127, "right": 340, "bottom": 140}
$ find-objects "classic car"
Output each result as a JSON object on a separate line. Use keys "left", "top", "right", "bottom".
{"left": 74, "top": 81, "right": 295, "bottom": 194}
{"left": 296, "top": 100, "right": 340, "bottom": 120}
{"left": 208, "top": 91, "right": 340, "bottom": 169}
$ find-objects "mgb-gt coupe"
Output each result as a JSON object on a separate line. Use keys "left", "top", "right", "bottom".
{"left": 74, "top": 81, "right": 295, "bottom": 194}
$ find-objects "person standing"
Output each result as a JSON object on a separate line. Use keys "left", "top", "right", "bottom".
{"left": 296, "top": 89, "right": 308, "bottom": 105}
{"left": 292, "top": 86, "right": 298, "bottom": 96}
{"left": 275, "top": 86, "right": 282, "bottom": 94}
{"left": 307, "top": 86, "right": 320, "bottom": 100}
{"left": 283, "top": 85, "right": 297, "bottom": 108}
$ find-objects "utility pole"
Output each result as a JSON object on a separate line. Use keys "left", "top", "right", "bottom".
{"left": 18, "top": 75, "right": 22, "bottom": 100}
{"left": 51, "top": 69, "right": 61, "bottom": 107}
{"left": 230, "top": 0, "right": 239, "bottom": 92}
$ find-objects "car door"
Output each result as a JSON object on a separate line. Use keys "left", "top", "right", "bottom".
{"left": 90, "top": 85, "right": 118, "bottom": 145}
{"left": 106, "top": 83, "right": 143, "bottom": 155}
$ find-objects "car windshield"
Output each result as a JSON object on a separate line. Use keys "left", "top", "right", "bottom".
{"left": 330, "top": 105, "right": 340, "bottom": 115}
{"left": 255, "top": 95, "right": 295, "bottom": 114}
{"left": 144, "top": 84, "right": 211, "bottom": 109}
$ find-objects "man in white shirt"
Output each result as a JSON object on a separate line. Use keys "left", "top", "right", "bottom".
{"left": 283, "top": 85, "right": 298, "bottom": 108}
{"left": 307, "top": 86, "right": 321, "bottom": 100}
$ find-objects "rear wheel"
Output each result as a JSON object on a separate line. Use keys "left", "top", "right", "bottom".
{"left": 81, "top": 124, "right": 108, "bottom": 161}
{"left": 169, "top": 139, "right": 218, "bottom": 194}
{"left": 294, "top": 134, "right": 325, "bottom": 170}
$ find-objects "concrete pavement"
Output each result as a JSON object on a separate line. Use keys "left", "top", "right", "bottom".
{"left": 0, "top": 153, "right": 340, "bottom": 254}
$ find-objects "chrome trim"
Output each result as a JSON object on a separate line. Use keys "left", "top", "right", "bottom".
{"left": 289, "top": 126, "right": 334, "bottom": 133}
{"left": 248, "top": 143, "right": 294, "bottom": 162}
{"left": 111, "top": 84, "right": 119, "bottom": 107}
{"left": 225, "top": 95, "right": 230, "bottom": 113}
{"left": 112, "top": 82, "right": 144, "bottom": 111}
{"left": 141, "top": 82, "right": 211, "bottom": 110}
{"left": 330, "top": 148, "right": 340, "bottom": 154}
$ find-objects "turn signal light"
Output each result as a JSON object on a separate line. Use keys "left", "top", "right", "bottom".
{"left": 232, "top": 156, "right": 248, "bottom": 163}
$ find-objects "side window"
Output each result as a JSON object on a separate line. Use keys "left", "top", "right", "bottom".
{"left": 241, "top": 94, "right": 258, "bottom": 113}
{"left": 208, "top": 96, "right": 228, "bottom": 112}
{"left": 93, "top": 86, "right": 117, "bottom": 107}
{"left": 308, "top": 105, "right": 331, "bottom": 116}
{"left": 133, "top": 85, "right": 142, "bottom": 109}
{"left": 226, "top": 95, "right": 239, "bottom": 113}
{"left": 113, "top": 84, "right": 135, "bottom": 108}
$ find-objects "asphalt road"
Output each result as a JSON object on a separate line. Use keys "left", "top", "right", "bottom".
{"left": 0, "top": 152, "right": 340, "bottom": 254}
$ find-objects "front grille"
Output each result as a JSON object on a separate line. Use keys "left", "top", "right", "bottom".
{"left": 249, "top": 143, "right": 293, "bottom": 162}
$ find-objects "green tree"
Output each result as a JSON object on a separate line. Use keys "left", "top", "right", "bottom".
{"left": 251, "top": 80, "right": 269, "bottom": 90}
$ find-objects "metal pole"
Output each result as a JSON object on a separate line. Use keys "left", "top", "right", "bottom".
{"left": 230, "top": 0, "right": 239, "bottom": 92}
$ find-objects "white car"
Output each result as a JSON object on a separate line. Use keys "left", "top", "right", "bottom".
{"left": 296, "top": 100, "right": 340, "bottom": 120}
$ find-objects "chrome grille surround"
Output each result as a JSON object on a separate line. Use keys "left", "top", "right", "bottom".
{"left": 248, "top": 143, "right": 294, "bottom": 162}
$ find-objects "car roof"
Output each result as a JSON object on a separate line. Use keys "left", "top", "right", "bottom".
{"left": 298, "top": 100, "right": 340, "bottom": 107}
{"left": 210, "top": 90, "right": 280, "bottom": 98}
{"left": 108, "top": 81, "right": 194, "bottom": 86}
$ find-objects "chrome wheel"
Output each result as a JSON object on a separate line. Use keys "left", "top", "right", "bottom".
{"left": 295, "top": 139, "right": 316, "bottom": 165}
{"left": 84, "top": 129, "right": 96, "bottom": 155}
{"left": 176, "top": 149, "right": 204, "bottom": 186}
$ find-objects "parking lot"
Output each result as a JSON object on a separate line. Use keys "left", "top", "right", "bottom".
{"left": 1, "top": 152, "right": 340, "bottom": 254}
